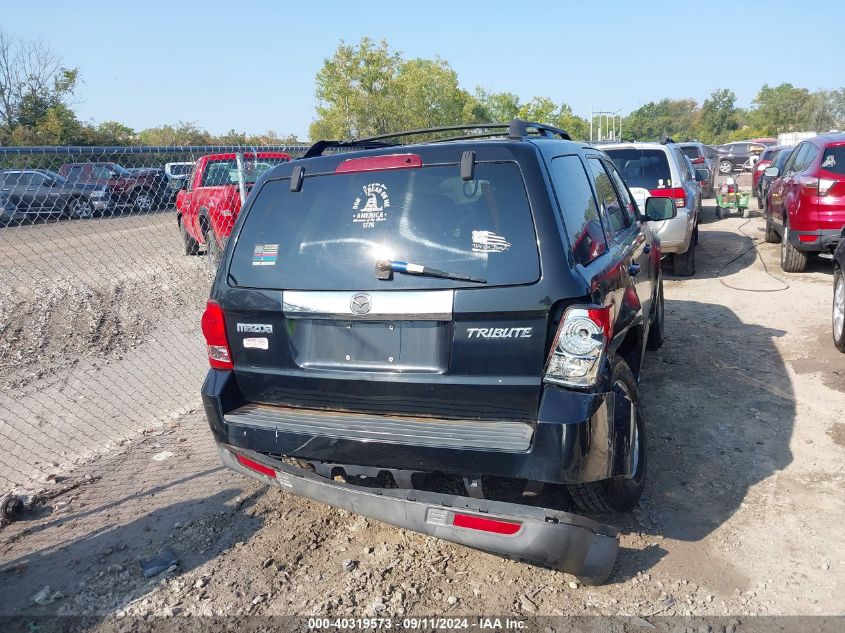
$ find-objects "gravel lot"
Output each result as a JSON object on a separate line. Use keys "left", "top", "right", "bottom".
{"left": 0, "top": 181, "right": 843, "bottom": 627}
{"left": 0, "top": 211, "right": 210, "bottom": 487}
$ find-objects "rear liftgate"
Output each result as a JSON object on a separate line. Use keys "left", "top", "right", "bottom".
{"left": 219, "top": 446, "right": 619, "bottom": 585}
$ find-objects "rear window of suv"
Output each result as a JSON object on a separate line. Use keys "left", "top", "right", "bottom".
{"left": 604, "top": 148, "right": 672, "bottom": 190}
{"left": 681, "top": 146, "right": 702, "bottom": 160}
{"left": 821, "top": 146, "right": 845, "bottom": 175}
{"left": 228, "top": 162, "right": 540, "bottom": 290}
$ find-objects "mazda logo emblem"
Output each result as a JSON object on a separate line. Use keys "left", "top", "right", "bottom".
{"left": 350, "top": 293, "right": 372, "bottom": 315}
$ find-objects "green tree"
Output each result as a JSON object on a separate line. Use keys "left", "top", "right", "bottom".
{"left": 699, "top": 89, "right": 739, "bottom": 143}
{"left": 392, "top": 58, "right": 475, "bottom": 130}
{"left": 749, "top": 83, "right": 814, "bottom": 135}
{"left": 474, "top": 88, "right": 520, "bottom": 122}
{"left": 516, "top": 97, "right": 589, "bottom": 140}
{"left": 309, "top": 38, "right": 403, "bottom": 139}
{"left": 0, "top": 29, "right": 80, "bottom": 143}
{"left": 138, "top": 122, "right": 212, "bottom": 146}
{"left": 623, "top": 98, "right": 699, "bottom": 141}
{"left": 310, "top": 38, "right": 496, "bottom": 141}
{"left": 92, "top": 120, "right": 137, "bottom": 145}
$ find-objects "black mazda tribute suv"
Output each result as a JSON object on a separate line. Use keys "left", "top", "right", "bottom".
{"left": 200, "top": 120, "right": 674, "bottom": 584}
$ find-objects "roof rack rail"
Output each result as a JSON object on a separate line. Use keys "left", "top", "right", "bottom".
{"left": 302, "top": 119, "right": 572, "bottom": 158}
{"left": 301, "top": 139, "right": 398, "bottom": 159}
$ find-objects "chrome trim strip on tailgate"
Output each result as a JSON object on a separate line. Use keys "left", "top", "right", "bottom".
{"left": 224, "top": 403, "right": 534, "bottom": 452}
{"left": 282, "top": 290, "right": 453, "bottom": 321}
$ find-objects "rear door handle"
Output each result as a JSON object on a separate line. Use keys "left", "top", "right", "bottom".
{"left": 628, "top": 263, "right": 641, "bottom": 277}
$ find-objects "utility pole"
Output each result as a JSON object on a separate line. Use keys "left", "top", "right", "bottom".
{"left": 590, "top": 109, "right": 622, "bottom": 143}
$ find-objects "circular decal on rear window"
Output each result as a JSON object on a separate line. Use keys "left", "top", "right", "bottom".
{"left": 352, "top": 183, "right": 390, "bottom": 229}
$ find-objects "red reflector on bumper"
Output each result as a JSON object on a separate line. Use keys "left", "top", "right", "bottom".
{"left": 452, "top": 513, "right": 521, "bottom": 535}
{"left": 798, "top": 234, "right": 818, "bottom": 243}
{"left": 236, "top": 454, "right": 276, "bottom": 478}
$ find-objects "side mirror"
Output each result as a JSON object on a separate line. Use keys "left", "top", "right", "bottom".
{"left": 644, "top": 196, "right": 677, "bottom": 222}
{"left": 695, "top": 168, "right": 710, "bottom": 182}
{"left": 764, "top": 167, "right": 779, "bottom": 178}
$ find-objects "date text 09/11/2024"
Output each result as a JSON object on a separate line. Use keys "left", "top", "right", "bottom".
{"left": 306, "top": 617, "right": 526, "bottom": 630}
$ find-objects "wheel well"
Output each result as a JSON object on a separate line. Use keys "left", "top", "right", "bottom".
{"left": 615, "top": 325, "right": 644, "bottom": 382}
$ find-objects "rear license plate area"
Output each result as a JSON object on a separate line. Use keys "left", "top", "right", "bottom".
{"left": 311, "top": 320, "right": 401, "bottom": 367}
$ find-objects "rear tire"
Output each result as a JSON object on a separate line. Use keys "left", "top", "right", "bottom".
{"left": 834, "top": 269, "right": 845, "bottom": 353}
{"left": 672, "top": 243, "right": 695, "bottom": 277}
{"left": 646, "top": 276, "right": 665, "bottom": 351}
{"left": 780, "top": 221, "right": 808, "bottom": 273}
{"left": 567, "top": 357, "right": 646, "bottom": 513}
{"left": 206, "top": 227, "right": 223, "bottom": 266}
{"left": 764, "top": 203, "right": 779, "bottom": 243}
{"left": 716, "top": 206, "right": 723, "bottom": 219}
{"left": 179, "top": 216, "right": 200, "bottom": 255}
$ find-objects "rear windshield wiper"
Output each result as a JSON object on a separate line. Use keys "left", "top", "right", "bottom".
{"left": 375, "top": 259, "right": 486, "bottom": 284}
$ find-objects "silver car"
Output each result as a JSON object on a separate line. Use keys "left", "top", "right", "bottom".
{"left": 602, "top": 141, "right": 705, "bottom": 277}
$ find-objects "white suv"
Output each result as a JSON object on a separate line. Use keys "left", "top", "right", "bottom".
{"left": 601, "top": 141, "right": 704, "bottom": 276}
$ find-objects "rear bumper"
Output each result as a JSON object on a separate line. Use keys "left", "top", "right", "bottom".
{"left": 218, "top": 444, "right": 619, "bottom": 584}
{"left": 651, "top": 208, "right": 694, "bottom": 253}
{"left": 789, "top": 227, "right": 842, "bottom": 253}
{"left": 202, "top": 369, "right": 635, "bottom": 485}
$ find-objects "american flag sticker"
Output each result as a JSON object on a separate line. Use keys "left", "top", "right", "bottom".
{"left": 471, "top": 230, "right": 511, "bottom": 253}
{"left": 252, "top": 244, "right": 279, "bottom": 266}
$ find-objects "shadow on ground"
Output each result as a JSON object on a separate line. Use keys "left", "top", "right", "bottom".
{"left": 612, "top": 298, "right": 794, "bottom": 576}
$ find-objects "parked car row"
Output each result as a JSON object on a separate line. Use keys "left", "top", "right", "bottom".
{"left": 0, "top": 160, "right": 198, "bottom": 226}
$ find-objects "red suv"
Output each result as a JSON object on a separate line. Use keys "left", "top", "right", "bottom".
{"left": 764, "top": 134, "right": 845, "bottom": 272}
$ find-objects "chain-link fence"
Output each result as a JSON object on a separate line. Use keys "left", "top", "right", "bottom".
{"left": 0, "top": 145, "right": 307, "bottom": 492}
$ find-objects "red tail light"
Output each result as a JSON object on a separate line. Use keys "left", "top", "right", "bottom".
{"left": 452, "top": 513, "right": 521, "bottom": 535}
{"left": 335, "top": 154, "right": 422, "bottom": 174}
{"left": 201, "top": 300, "right": 233, "bottom": 370}
{"left": 649, "top": 187, "right": 686, "bottom": 208}
{"left": 819, "top": 178, "right": 837, "bottom": 196}
{"left": 691, "top": 157, "right": 705, "bottom": 165}
{"left": 236, "top": 454, "right": 276, "bottom": 478}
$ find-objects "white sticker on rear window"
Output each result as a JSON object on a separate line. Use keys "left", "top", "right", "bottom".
{"left": 352, "top": 183, "right": 390, "bottom": 228}
{"left": 472, "top": 230, "right": 511, "bottom": 253}
{"left": 252, "top": 244, "right": 278, "bottom": 266}
{"left": 243, "top": 337, "right": 269, "bottom": 350}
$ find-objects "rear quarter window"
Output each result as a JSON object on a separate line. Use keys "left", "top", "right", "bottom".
{"left": 821, "top": 146, "right": 845, "bottom": 175}
{"left": 229, "top": 162, "right": 540, "bottom": 290}
{"left": 549, "top": 155, "right": 607, "bottom": 266}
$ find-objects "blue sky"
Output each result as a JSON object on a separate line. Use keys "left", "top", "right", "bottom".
{"left": 5, "top": 0, "right": 844, "bottom": 139}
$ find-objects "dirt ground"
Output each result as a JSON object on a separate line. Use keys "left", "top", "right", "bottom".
{"left": 1, "top": 186, "right": 844, "bottom": 628}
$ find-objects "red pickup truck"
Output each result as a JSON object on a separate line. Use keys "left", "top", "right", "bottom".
{"left": 176, "top": 151, "right": 291, "bottom": 262}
